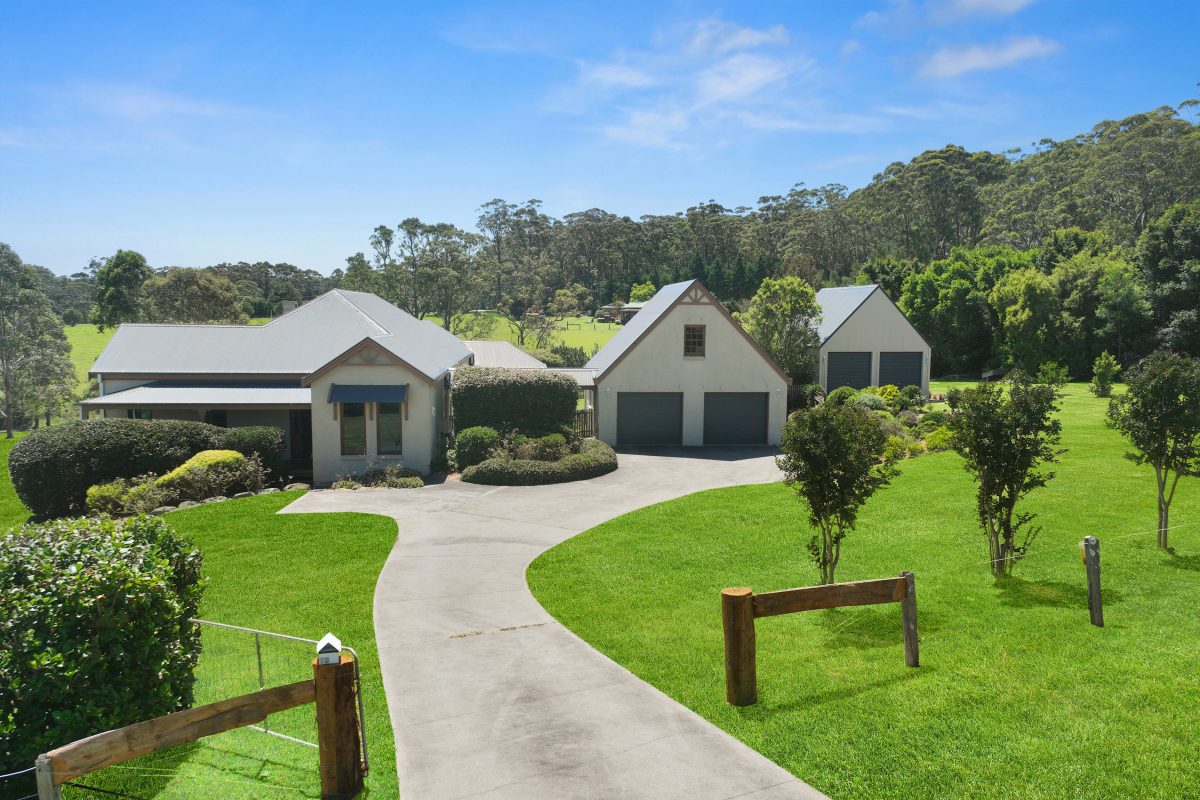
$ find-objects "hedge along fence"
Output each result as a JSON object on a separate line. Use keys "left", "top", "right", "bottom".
{"left": 452, "top": 367, "right": 578, "bottom": 435}
{"left": 0, "top": 515, "right": 203, "bottom": 774}
{"left": 8, "top": 419, "right": 284, "bottom": 518}
{"left": 461, "top": 439, "right": 618, "bottom": 486}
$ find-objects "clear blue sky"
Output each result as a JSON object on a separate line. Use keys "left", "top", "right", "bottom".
{"left": 2, "top": 0, "right": 1196, "bottom": 276}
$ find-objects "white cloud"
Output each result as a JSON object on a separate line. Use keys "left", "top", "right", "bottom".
{"left": 687, "top": 18, "right": 788, "bottom": 55}
{"left": 580, "top": 62, "right": 658, "bottom": 88}
{"left": 74, "top": 84, "right": 250, "bottom": 123}
{"left": 919, "top": 36, "right": 1060, "bottom": 78}
{"left": 934, "top": 0, "right": 1036, "bottom": 18}
{"left": 695, "top": 53, "right": 793, "bottom": 104}
{"left": 841, "top": 39, "right": 863, "bottom": 57}
{"left": 601, "top": 107, "right": 691, "bottom": 148}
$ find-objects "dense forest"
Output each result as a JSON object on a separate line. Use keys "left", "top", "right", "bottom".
{"left": 29, "top": 103, "right": 1200, "bottom": 379}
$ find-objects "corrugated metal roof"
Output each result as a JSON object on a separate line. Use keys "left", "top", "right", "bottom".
{"left": 552, "top": 368, "right": 597, "bottom": 388}
{"left": 80, "top": 382, "right": 312, "bottom": 406}
{"left": 89, "top": 290, "right": 472, "bottom": 381}
{"left": 815, "top": 285, "right": 878, "bottom": 344}
{"left": 585, "top": 280, "right": 695, "bottom": 377}
{"left": 463, "top": 340, "right": 547, "bottom": 369}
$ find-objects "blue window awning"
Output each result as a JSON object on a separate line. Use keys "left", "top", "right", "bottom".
{"left": 327, "top": 384, "right": 408, "bottom": 403}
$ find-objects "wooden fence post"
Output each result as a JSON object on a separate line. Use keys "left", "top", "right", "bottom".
{"left": 35, "top": 754, "right": 60, "bottom": 800}
{"left": 314, "top": 655, "right": 363, "bottom": 799}
{"left": 721, "top": 587, "right": 756, "bottom": 706}
{"left": 1081, "top": 536, "right": 1103, "bottom": 627}
{"left": 900, "top": 571, "right": 919, "bottom": 667}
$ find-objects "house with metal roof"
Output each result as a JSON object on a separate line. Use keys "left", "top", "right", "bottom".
{"left": 82, "top": 289, "right": 480, "bottom": 484}
{"left": 815, "top": 284, "right": 930, "bottom": 393}
{"left": 582, "top": 280, "right": 791, "bottom": 447}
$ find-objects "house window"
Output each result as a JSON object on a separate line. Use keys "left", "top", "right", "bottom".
{"left": 377, "top": 402, "right": 403, "bottom": 454}
{"left": 127, "top": 409, "right": 153, "bottom": 420}
{"left": 684, "top": 325, "right": 706, "bottom": 357}
{"left": 340, "top": 403, "right": 366, "bottom": 455}
{"left": 204, "top": 410, "right": 228, "bottom": 427}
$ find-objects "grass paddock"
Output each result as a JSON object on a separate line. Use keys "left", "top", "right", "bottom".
{"left": 529, "top": 384, "right": 1200, "bottom": 800}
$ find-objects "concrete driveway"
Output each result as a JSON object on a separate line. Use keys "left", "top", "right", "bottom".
{"left": 281, "top": 448, "right": 827, "bottom": 800}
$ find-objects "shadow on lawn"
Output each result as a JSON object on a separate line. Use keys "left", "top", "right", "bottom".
{"left": 814, "top": 605, "right": 941, "bottom": 650}
{"left": 994, "top": 576, "right": 1125, "bottom": 609}
{"left": 1163, "top": 550, "right": 1200, "bottom": 571}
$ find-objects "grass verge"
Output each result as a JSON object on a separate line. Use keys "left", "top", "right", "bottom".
{"left": 528, "top": 384, "right": 1200, "bottom": 800}
{"left": 0, "top": 434, "right": 30, "bottom": 531}
{"left": 61, "top": 492, "right": 399, "bottom": 798}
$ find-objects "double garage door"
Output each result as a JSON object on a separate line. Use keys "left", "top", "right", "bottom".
{"left": 826, "top": 352, "right": 923, "bottom": 390}
{"left": 616, "top": 391, "right": 767, "bottom": 446}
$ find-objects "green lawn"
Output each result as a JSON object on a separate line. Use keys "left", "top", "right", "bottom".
{"left": 64, "top": 325, "right": 115, "bottom": 394}
{"left": 0, "top": 434, "right": 31, "bottom": 530}
{"left": 429, "top": 312, "right": 620, "bottom": 352}
{"left": 528, "top": 384, "right": 1200, "bottom": 800}
{"left": 59, "top": 492, "right": 399, "bottom": 799}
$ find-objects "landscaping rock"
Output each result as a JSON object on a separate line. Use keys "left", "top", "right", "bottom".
{"left": 202, "top": 495, "right": 228, "bottom": 504}
{"left": 151, "top": 505, "right": 176, "bottom": 515}
{"left": 284, "top": 483, "right": 311, "bottom": 491}
{"left": 233, "top": 491, "right": 255, "bottom": 499}
{"left": 259, "top": 487, "right": 280, "bottom": 494}
{"left": 177, "top": 500, "right": 200, "bottom": 509}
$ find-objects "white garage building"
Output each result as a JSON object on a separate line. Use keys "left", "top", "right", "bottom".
{"left": 586, "top": 280, "right": 791, "bottom": 447}
{"left": 816, "top": 284, "right": 931, "bottom": 394}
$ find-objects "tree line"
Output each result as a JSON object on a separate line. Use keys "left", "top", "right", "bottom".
{"left": 10, "top": 102, "right": 1197, "bottom": 418}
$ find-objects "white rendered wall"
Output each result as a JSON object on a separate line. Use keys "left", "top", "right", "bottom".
{"left": 819, "top": 290, "right": 931, "bottom": 393}
{"left": 594, "top": 298, "right": 788, "bottom": 446}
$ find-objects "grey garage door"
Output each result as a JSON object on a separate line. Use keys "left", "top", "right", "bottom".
{"left": 827, "top": 352, "right": 872, "bottom": 390}
{"left": 617, "top": 392, "right": 683, "bottom": 446}
{"left": 704, "top": 393, "right": 768, "bottom": 445}
{"left": 879, "top": 352, "right": 923, "bottom": 389}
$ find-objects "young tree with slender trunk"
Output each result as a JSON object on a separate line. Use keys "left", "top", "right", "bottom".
{"left": 947, "top": 371, "right": 1063, "bottom": 577}
{"left": 777, "top": 403, "right": 898, "bottom": 584}
{"left": 1107, "top": 351, "right": 1200, "bottom": 549}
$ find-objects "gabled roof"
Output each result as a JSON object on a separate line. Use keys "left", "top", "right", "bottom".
{"left": 815, "top": 284, "right": 930, "bottom": 349}
{"left": 585, "top": 281, "right": 694, "bottom": 377}
{"left": 585, "top": 280, "right": 790, "bottom": 383}
{"left": 815, "top": 284, "right": 878, "bottom": 344}
{"left": 463, "top": 340, "right": 547, "bottom": 369}
{"left": 90, "top": 289, "right": 472, "bottom": 382}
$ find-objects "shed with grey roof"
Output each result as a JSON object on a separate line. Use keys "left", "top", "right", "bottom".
{"left": 815, "top": 285, "right": 930, "bottom": 393}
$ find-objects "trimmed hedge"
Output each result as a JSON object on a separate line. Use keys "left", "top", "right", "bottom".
{"left": 0, "top": 515, "right": 203, "bottom": 772}
{"left": 9, "top": 419, "right": 284, "bottom": 518}
{"left": 461, "top": 439, "right": 618, "bottom": 486}
{"left": 452, "top": 367, "right": 578, "bottom": 435}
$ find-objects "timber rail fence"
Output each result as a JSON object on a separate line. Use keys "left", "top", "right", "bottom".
{"left": 721, "top": 572, "right": 919, "bottom": 706}
{"left": 33, "top": 639, "right": 364, "bottom": 800}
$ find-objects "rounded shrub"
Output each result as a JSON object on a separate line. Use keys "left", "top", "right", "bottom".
{"left": 455, "top": 426, "right": 500, "bottom": 469}
{"left": 461, "top": 439, "right": 617, "bottom": 485}
{"left": 516, "top": 433, "right": 569, "bottom": 462}
{"left": 156, "top": 450, "right": 263, "bottom": 502}
{"left": 883, "top": 435, "right": 908, "bottom": 461}
{"left": 876, "top": 384, "right": 902, "bottom": 406}
{"left": 85, "top": 479, "right": 131, "bottom": 516}
{"left": 925, "top": 426, "right": 954, "bottom": 451}
{"left": 0, "top": 515, "right": 203, "bottom": 772}
{"left": 824, "top": 386, "right": 858, "bottom": 407}
{"left": 853, "top": 392, "right": 888, "bottom": 412}
{"left": 9, "top": 419, "right": 284, "bottom": 518}
{"left": 452, "top": 367, "right": 578, "bottom": 434}
{"left": 900, "top": 385, "right": 925, "bottom": 409}
{"left": 791, "top": 383, "right": 825, "bottom": 410}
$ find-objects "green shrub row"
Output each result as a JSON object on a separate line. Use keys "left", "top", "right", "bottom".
{"left": 452, "top": 367, "right": 578, "bottom": 435}
{"left": 460, "top": 439, "right": 618, "bottom": 486}
{"left": 454, "top": 426, "right": 500, "bottom": 468}
{"left": 0, "top": 515, "right": 203, "bottom": 772}
{"left": 9, "top": 419, "right": 284, "bottom": 518}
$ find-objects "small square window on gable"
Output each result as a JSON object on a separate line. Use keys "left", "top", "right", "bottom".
{"left": 684, "top": 324, "right": 706, "bottom": 357}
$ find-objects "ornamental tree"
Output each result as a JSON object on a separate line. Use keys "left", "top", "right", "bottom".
{"left": 777, "top": 403, "right": 898, "bottom": 584}
{"left": 947, "top": 371, "right": 1063, "bottom": 577}
{"left": 1107, "top": 351, "right": 1200, "bottom": 549}
{"left": 737, "top": 276, "right": 821, "bottom": 383}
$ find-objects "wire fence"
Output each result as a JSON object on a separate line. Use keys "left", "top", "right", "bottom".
{"left": 4, "top": 620, "right": 367, "bottom": 800}
{"left": 805, "top": 516, "right": 1199, "bottom": 649}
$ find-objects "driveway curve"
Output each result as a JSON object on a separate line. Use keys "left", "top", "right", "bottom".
{"left": 281, "top": 448, "right": 828, "bottom": 800}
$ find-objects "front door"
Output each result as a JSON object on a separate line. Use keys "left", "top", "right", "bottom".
{"left": 289, "top": 410, "right": 313, "bottom": 460}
